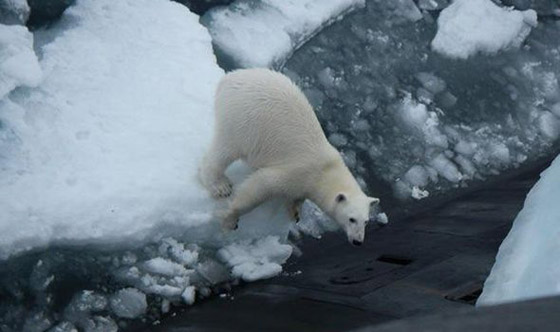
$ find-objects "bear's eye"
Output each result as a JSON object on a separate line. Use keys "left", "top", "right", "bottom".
{"left": 349, "top": 218, "right": 356, "bottom": 224}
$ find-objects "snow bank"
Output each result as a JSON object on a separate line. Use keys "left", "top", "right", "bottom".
{"left": 432, "top": 0, "right": 537, "bottom": 59}
{"left": 202, "top": 0, "right": 365, "bottom": 69}
{"left": 478, "top": 155, "right": 560, "bottom": 306}
{"left": 0, "top": 0, "right": 293, "bottom": 260}
{"left": 0, "top": 23, "right": 41, "bottom": 98}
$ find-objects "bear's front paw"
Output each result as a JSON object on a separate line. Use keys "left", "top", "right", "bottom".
{"left": 221, "top": 211, "right": 239, "bottom": 231}
{"left": 211, "top": 179, "right": 233, "bottom": 199}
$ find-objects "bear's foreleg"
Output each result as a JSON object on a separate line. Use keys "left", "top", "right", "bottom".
{"left": 222, "top": 167, "right": 285, "bottom": 230}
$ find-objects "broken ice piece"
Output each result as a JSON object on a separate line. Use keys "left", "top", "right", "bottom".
{"left": 376, "top": 213, "right": 389, "bottom": 226}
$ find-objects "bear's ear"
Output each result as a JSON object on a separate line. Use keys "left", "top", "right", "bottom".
{"left": 369, "top": 197, "right": 380, "bottom": 206}
{"left": 335, "top": 193, "right": 347, "bottom": 203}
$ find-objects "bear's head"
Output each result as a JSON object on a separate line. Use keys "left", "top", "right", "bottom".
{"left": 331, "top": 193, "right": 381, "bottom": 246}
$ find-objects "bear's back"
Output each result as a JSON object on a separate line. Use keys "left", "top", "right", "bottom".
{"left": 215, "top": 68, "right": 331, "bottom": 167}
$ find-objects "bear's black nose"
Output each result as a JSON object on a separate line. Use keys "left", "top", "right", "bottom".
{"left": 352, "top": 240, "right": 362, "bottom": 246}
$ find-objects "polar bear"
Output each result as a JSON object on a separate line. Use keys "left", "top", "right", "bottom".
{"left": 199, "top": 68, "right": 381, "bottom": 245}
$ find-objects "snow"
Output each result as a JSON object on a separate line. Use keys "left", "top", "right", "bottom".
{"left": 432, "top": 0, "right": 537, "bottom": 59}
{"left": 218, "top": 236, "right": 293, "bottom": 282}
{"left": 202, "top": 0, "right": 365, "bottom": 68}
{"left": 478, "top": 155, "right": 560, "bottom": 306}
{"left": 0, "top": 23, "right": 41, "bottom": 99}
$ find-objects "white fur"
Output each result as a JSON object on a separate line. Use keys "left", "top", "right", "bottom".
{"left": 199, "top": 68, "right": 380, "bottom": 244}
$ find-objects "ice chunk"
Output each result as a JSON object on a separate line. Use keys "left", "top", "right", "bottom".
{"left": 121, "top": 252, "right": 137, "bottom": 266}
{"left": 538, "top": 111, "right": 560, "bottom": 140}
{"left": 202, "top": 0, "right": 365, "bottom": 68}
{"left": 181, "top": 286, "right": 196, "bottom": 305}
{"left": 455, "top": 155, "right": 477, "bottom": 179}
{"left": 0, "top": 24, "right": 41, "bottom": 98}
{"left": 376, "top": 212, "right": 389, "bottom": 226}
{"left": 411, "top": 186, "right": 429, "bottom": 200}
{"left": 454, "top": 140, "right": 477, "bottom": 156}
{"left": 47, "top": 321, "right": 77, "bottom": 332}
{"left": 294, "top": 201, "right": 339, "bottom": 239}
{"left": 398, "top": 95, "right": 449, "bottom": 149}
{"left": 478, "top": 155, "right": 560, "bottom": 305}
{"left": 429, "top": 154, "right": 462, "bottom": 183}
{"left": 109, "top": 288, "right": 147, "bottom": 319}
{"left": 23, "top": 311, "right": 53, "bottom": 332}
{"left": 415, "top": 72, "right": 446, "bottom": 94}
{"left": 159, "top": 238, "right": 199, "bottom": 266}
{"left": 488, "top": 142, "right": 511, "bottom": 166}
{"left": 64, "top": 291, "right": 107, "bottom": 316}
{"left": 142, "top": 258, "right": 192, "bottom": 277}
{"left": 432, "top": 0, "right": 537, "bottom": 59}
{"left": 551, "top": 103, "right": 560, "bottom": 118}
{"left": 79, "top": 316, "right": 117, "bottom": 332}
{"left": 399, "top": 95, "right": 429, "bottom": 129}
{"left": 0, "top": 0, "right": 29, "bottom": 24}
{"left": 404, "top": 165, "right": 430, "bottom": 187}
{"left": 218, "top": 236, "right": 293, "bottom": 282}
{"left": 195, "top": 259, "right": 230, "bottom": 285}
{"left": 160, "top": 299, "right": 170, "bottom": 314}
{"left": 139, "top": 276, "right": 183, "bottom": 298}
{"left": 329, "top": 133, "right": 348, "bottom": 147}
{"left": 418, "top": 0, "right": 448, "bottom": 11}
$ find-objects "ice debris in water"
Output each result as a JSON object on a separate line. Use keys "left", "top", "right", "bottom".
{"left": 109, "top": 288, "right": 147, "bottom": 319}
{"left": 432, "top": 0, "right": 538, "bottom": 59}
{"left": 283, "top": 0, "right": 560, "bottom": 202}
{"left": 202, "top": 0, "right": 365, "bottom": 68}
{"left": 61, "top": 291, "right": 119, "bottom": 331}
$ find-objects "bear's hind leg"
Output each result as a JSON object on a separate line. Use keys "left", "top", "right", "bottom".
{"left": 222, "top": 167, "right": 285, "bottom": 230}
{"left": 199, "top": 141, "right": 236, "bottom": 198}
